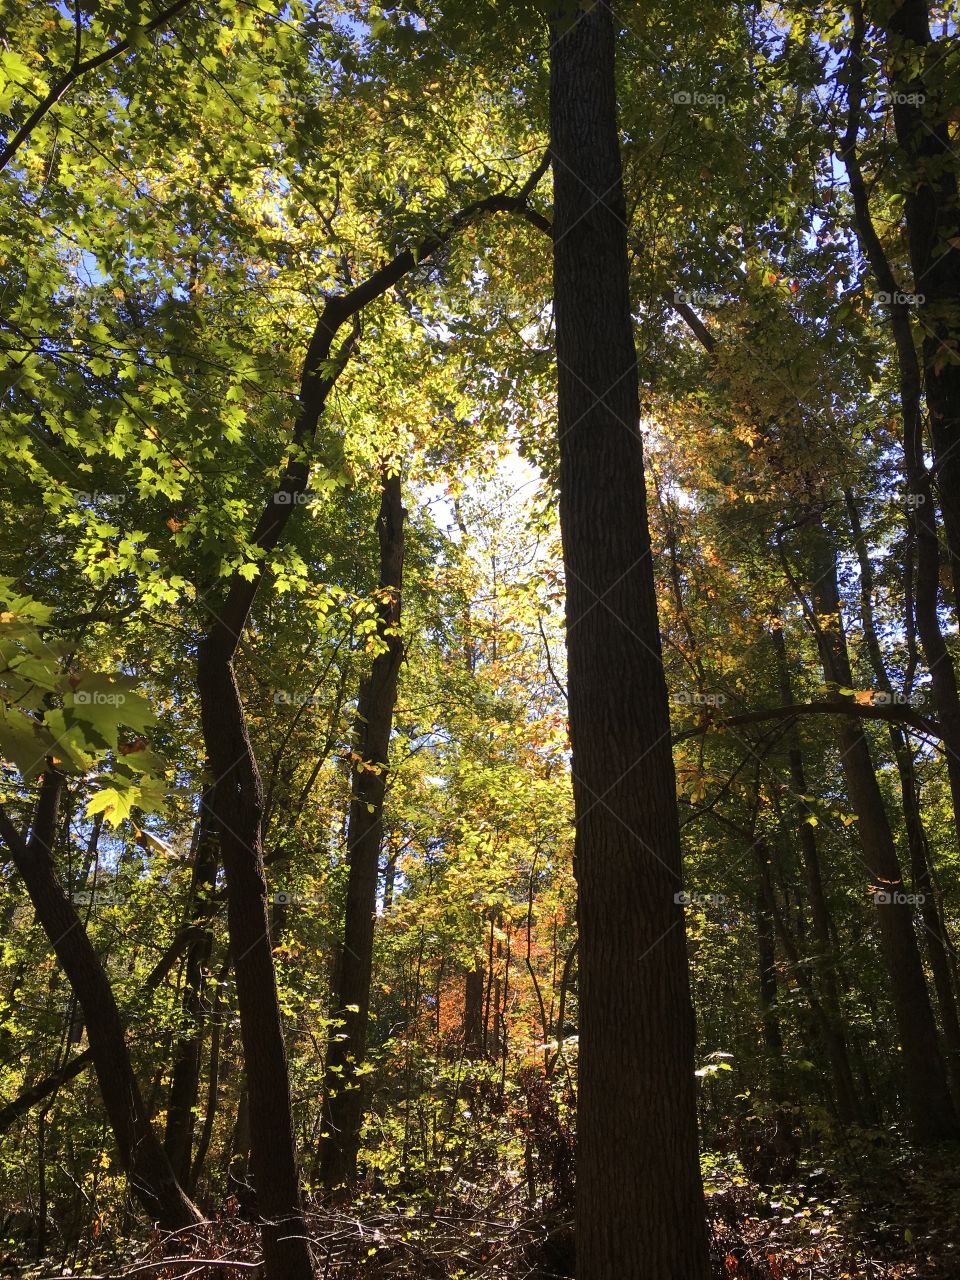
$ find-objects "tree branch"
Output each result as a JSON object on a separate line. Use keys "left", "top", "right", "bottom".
{"left": 0, "top": 0, "right": 195, "bottom": 173}
{"left": 672, "top": 697, "right": 941, "bottom": 744}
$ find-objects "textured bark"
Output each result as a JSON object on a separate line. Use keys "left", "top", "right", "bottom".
{"left": 808, "top": 532, "right": 958, "bottom": 1140}
{"left": 319, "top": 470, "right": 405, "bottom": 1189}
{"left": 0, "top": 777, "right": 202, "bottom": 1230}
{"left": 549, "top": 3, "right": 709, "bottom": 1275}
{"left": 463, "top": 965, "right": 486, "bottom": 1059}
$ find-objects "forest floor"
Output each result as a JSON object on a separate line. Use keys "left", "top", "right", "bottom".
{"left": 707, "top": 1139, "right": 960, "bottom": 1280}
{"left": 11, "top": 1140, "right": 960, "bottom": 1280}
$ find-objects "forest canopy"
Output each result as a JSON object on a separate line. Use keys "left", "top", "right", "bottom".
{"left": 2, "top": 1, "right": 960, "bottom": 1278}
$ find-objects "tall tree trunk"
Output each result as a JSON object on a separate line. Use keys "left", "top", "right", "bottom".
{"left": 881, "top": 0, "right": 960, "bottom": 609}
{"left": 839, "top": 28, "right": 960, "bottom": 848}
{"left": 772, "top": 627, "right": 861, "bottom": 1122}
{"left": 807, "top": 531, "right": 958, "bottom": 1140}
{"left": 319, "top": 469, "right": 405, "bottom": 1190}
{"left": 164, "top": 792, "right": 219, "bottom": 1185}
{"left": 549, "top": 4, "right": 708, "bottom": 1275}
{"left": 845, "top": 493, "right": 960, "bottom": 1099}
{"left": 196, "top": 648, "right": 312, "bottom": 1278}
{"left": 192, "top": 172, "right": 545, "bottom": 1277}
{"left": 0, "top": 776, "right": 202, "bottom": 1230}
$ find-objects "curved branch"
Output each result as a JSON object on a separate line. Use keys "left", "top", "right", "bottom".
{"left": 0, "top": 0, "right": 194, "bottom": 173}
{"left": 204, "top": 164, "right": 554, "bottom": 658}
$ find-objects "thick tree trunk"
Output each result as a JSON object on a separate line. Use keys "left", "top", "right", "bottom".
{"left": 549, "top": 4, "right": 708, "bottom": 1275}
{"left": 164, "top": 793, "right": 219, "bottom": 1185}
{"left": 807, "top": 532, "right": 958, "bottom": 1140}
{"left": 0, "top": 776, "right": 202, "bottom": 1230}
{"left": 463, "top": 965, "right": 485, "bottom": 1058}
{"left": 319, "top": 469, "right": 405, "bottom": 1190}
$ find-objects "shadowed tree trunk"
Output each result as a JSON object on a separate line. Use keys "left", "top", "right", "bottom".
{"left": 463, "top": 965, "right": 485, "bottom": 1058}
{"left": 839, "top": 23, "right": 960, "bottom": 850}
{"left": 807, "top": 531, "right": 958, "bottom": 1140}
{"left": 319, "top": 468, "right": 405, "bottom": 1190}
{"left": 193, "top": 169, "right": 548, "bottom": 1276}
{"left": 549, "top": 3, "right": 709, "bottom": 1275}
{"left": 844, "top": 493, "right": 960, "bottom": 1099}
{"left": 882, "top": 0, "right": 960, "bottom": 610}
{"left": 755, "top": 877, "right": 784, "bottom": 1077}
{"left": 164, "top": 791, "right": 219, "bottom": 1185}
{"left": 0, "top": 774, "right": 202, "bottom": 1230}
{"left": 772, "top": 627, "right": 861, "bottom": 1121}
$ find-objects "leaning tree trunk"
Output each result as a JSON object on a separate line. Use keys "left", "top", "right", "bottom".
{"left": 807, "top": 531, "right": 958, "bottom": 1140}
{"left": 319, "top": 468, "right": 405, "bottom": 1190}
{"left": 549, "top": 3, "right": 709, "bottom": 1275}
{"left": 0, "top": 774, "right": 202, "bottom": 1230}
{"left": 192, "top": 164, "right": 551, "bottom": 1275}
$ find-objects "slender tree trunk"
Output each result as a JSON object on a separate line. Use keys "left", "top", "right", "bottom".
{"left": 189, "top": 952, "right": 231, "bottom": 1196}
{"left": 807, "top": 531, "right": 958, "bottom": 1140}
{"left": 882, "top": 0, "right": 960, "bottom": 609}
{"left": 839, "top": 50, "right": 960, "bottom": 848}
{"left": 196, "top": 645, "right": 313, "bottom": 1278}
{"left": 755, "top": 879, "right": 784, "bottom": 1064}
{"left": 164, "top": 793, "right": 219, "bottom": 1185}
{"left": 845, "top": 494, "right": 960, "bottom": 1098}
{"left": 319, "top": 469, "right": 405, "bottom": 1189}
{"left": 549, "top": 4, "right": 708, "bottom": 1274}
{"left": 0, "top": 777, "right": 202, "bottom": 1230}
{"left": 772, "top": 627, "right": 861, "bottom": 1121}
